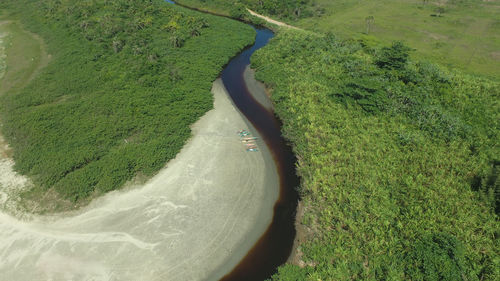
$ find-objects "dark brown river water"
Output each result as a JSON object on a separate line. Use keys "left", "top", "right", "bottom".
{"left": 219, "top": 28, "right": 300, "bottom": 281}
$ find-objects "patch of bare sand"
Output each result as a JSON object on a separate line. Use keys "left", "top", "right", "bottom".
{"left": 0, "top": 25, "right": 33, "bottom": 216}
{"left": 490, "top": 51, "right": 500, "bottom": 60}
{"left": 0, "top": 79, "right": 280, "bottom": 281}
{"left": 243, "top": 66, "right": 273, "bottom": 111}
{"left": 0, "top": 134, "right": 33, "bottom": 218}
{"left": 422, "top": 30, "right": 449, "bottom": 41}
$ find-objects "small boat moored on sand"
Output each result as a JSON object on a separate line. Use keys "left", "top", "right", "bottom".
{"left": 238, "top": 129, "right": 259, "bottom": 152}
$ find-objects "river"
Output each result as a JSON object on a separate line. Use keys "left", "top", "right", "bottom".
{"left": 168, "top": 1, "right": 299, "bottom": 280}
{"left": 218, "top": 28, "right": 299, "bottom": 281}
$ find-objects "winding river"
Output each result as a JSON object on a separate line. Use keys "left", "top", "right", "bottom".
{"left": 218, "top": 29, "right": 299, "bottom": 281}
{"left": 170, "top": 1, "right": 300, "bottom": 280}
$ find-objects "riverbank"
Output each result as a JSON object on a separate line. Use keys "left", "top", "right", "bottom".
{"left": 243, "top": 64, "right": 309, "bottom": 270}
{"left": 243, "top": 66, "right": 273, "bottom": 111}
{"left": 0, "top": 79, "right": 280, "bottom": 280}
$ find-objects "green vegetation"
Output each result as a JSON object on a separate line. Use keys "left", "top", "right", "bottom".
{"left": 292, "top": 0, "right": 500, "bottom": 78}
{"left": 0, "top": 0, "right": 254, "bottom": 207}
{"left": 1, "top": 0, "right": 497, "bottom": 279}
{"left": 0, "top": 30, "right": 5, "bottom": 80}
{"left": 251, "top": 30, "right": 499, "bottom": 280}
{"left": 176, "top": 0, "right": 319, "bottom": 20}
{"left": 167, "top": 3, "right": 500, "bottom": 277}
{"left": 0, "top": 21, "right": 47, "bottom": 96}
{"left": 231, "top": 0, "right": 321, "bottom": 20}
{"left": 174, "top": 0, "right": 269, "bottom": 28}
{"left": 179, "top": 0, "right": 500, "bottom": 78}
{"left": 174, "top": 0, "right": 233, "bottom": 15}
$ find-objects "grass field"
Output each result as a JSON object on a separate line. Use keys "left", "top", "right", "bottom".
{"left": 0, "top": 20, "right": 48, "bottom": 96}
{"left": 293, "top": 0, "right": 500, "bottom": 78}
{"left": 0, "top": 24, "right": 5, "bottom": 80}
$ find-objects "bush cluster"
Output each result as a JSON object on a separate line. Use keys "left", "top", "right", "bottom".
{"left": 251, "top": 30, "right": 499, "bottom": 280}
{"left": 0, "top": 0, "right": 255, "bottom": 202}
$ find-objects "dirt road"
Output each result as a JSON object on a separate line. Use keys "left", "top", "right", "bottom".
{"left": 247, "top": 8, "right": 301, "bottom": 30}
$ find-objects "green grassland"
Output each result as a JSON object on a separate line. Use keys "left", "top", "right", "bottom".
{"left": 177, "top": 0, "right": 500, "bottom": 78}
{"left": 0, "top": 21, "right": 47, "bottom": 96}
{"left": 251, "top": 30, "right": 499, "bottom": 280}
{"left": 295, "top": 0, "right": 500, "bottom": 78}
{"left": 0, "top": 0, "right": 255, "bottom": 210}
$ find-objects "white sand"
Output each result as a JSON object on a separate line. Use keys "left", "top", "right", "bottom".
{"left": 0, "top": 154, "right": 31, "bottom": 214}
{"left": 0, "top": 79, "right": 279, "bottom": 281}
{"left": 244, "top": 66, "right": 273, "bottom": 111}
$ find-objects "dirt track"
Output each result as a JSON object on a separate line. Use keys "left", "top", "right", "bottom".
{"left": 247, "top": 8, "right": 301, "bottom": 30}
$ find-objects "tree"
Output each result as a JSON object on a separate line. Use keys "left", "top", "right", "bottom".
{"left": 229, "top": 3, "right": 247, "bottom": 19}
{"left": 112, "top": 39, "right": 123, "bottom": 53}
{"left": 365, "top": 15, "right": 374, "bottom": 34}
{"left": 170, "top": 34, "right": 183, "bottom": 48}
{"left": 435, "top": 6, "right": 445, "bottom": 17}
{"left": 405, "top": 233, "right": 468, "bottom": 280}
{"left": 375, "top": 41, "right": 412, "bottom": 70}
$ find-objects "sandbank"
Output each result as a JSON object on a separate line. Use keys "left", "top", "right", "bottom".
{"left": 243, "top": 66, "right": 273, "bottom": 112}
{"left": 0, "top": 79, "right": 279, "bottom": 281}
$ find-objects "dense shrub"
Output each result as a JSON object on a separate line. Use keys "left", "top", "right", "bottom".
{"left": 375, "top": 41, "right": 412, "bottom": 70}
{"left": 176, "top": 0, "right": 322, "bottom": 20}
{"left": 0, "top": 0, "right": 255, "bottom": 202}
{"left": 405, "top": 233, "right": 468, "bottom": 280}
{"left": 251, "top": 30, "right": 499, "bottom": 280}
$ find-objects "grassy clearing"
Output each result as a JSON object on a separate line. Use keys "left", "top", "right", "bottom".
{"left": 0, "top": 18, "right": 50, "bottom": 163}
{"left": 0, "top": 20, "right": 48, "bottom": 96}
{"left": 0, "top": 0, "right": 255, "bottom": 212}
{"left": 294, "top": 0, "right": 500, "bottom": 78}
{"left": 0, "top": 25, "right": 5, "bottom": 80}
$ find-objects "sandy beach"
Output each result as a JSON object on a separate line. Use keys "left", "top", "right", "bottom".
{"left": 0, "top": 79, "right": 279, "bottom": 281}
